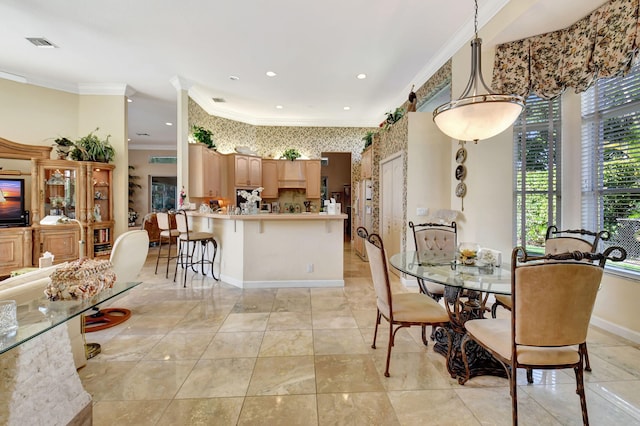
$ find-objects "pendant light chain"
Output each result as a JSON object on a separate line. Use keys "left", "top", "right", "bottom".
{"left": 432, "top": 0, "right": 525, "bottom": 142}
{"left": 474, "top": 0, "right": 478, "bottom": 39}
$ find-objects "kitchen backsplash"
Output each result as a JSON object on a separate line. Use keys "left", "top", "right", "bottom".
{"left": 264, "top": 189, "right": 320, "bottom": 213}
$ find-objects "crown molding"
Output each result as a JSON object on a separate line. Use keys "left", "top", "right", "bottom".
{"left": 189, "top": 89, "right": 378, "bottom": 128}
{"left": 170, "top": 75, "right": 193, "bottom": 91}
{"left": 77, "top": 83, "right": 129, "bottom": 96}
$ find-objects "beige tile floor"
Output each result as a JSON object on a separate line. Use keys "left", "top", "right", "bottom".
{"left": 79, "top": 242, "right": 640, "bottom": 425}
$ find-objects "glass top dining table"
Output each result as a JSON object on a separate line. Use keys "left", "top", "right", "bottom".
{"left": 0, "top": 281, "right": 141, "bottom": 355}
{"left": 388, "top": 251, "right": 512, "bottom": 295}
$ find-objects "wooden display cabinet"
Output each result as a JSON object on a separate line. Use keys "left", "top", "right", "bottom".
{"left": 85, "top": 163, "right": 115, "bottom": 259}
{"left": 31, "top": 159, "right": 115, "bottom": 262}
{"left": 31, "top": 159, "right": 85, "bottom": 264}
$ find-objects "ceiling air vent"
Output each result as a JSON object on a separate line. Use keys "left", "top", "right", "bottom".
{"left": 26, "top": 37, "right": 58, "bottom": 48}
{"left": 149, "top": 156, "right": 177, "bottom": 164}
{"left": 136, "top": 132, "right": 150, "bottom": 136}
{"left": 212, "top": 98, "right": 226, "bottom": 103}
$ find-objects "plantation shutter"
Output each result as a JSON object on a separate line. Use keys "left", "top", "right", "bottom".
{"left": 582, "top": 60, "right": 640, "bottom": 267}
{"left": 513, "top": 94, "right": 561, "bottom": 250}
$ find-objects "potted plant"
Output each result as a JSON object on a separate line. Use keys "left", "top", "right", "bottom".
{"left": 281, "top": 148, "right": 301, "bottom": 161}
{"left": 69, "top": 128, "right": 115, "bottom": 163}
{"left": 380, "top": 107, "right": 405, "bottom": 131}
{"left": 128, "top": 165, "right": 142, "bottom": 226}
{"left": 191, "top": 125, "right": 216, "bottom": 149}
{"left": 362, "top": 131, "right": 375, "bottom": 149}
{"left": 52, "top": 137, "right": 74, "bottom": 159}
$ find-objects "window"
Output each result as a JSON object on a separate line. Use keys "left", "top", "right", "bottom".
{"left": 582, "top": 61, "right": 640, "bottom": 272}
{"left": 513, "top": 94, "right": 562, "bottom": 251}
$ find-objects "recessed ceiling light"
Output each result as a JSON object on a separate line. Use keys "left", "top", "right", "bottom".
{"left": 229, "top": 75, "right": 240, "bottom": 81}
{"left": 127, "top": 98, "right": 133, "bottom": 103}
{"left": 275, "top": 105, "right": 283, "bottom": 109}
{"left": 343, "top": 106, "right": 351, "bottom": 111}
{"left": 356, "top": 73, "right": 367, "bottom": 80}
{"left": 127, "top": 138, "right": 131, "bottom": 142}
{"left": 266, "top": 71, "right": 277, "bottom": 77}
{"left": 165, "top": 122, "right": 173, "bottom": 126}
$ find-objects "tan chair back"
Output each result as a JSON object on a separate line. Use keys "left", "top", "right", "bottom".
{"left": 363, "top": 233, "right": 392, "bottom": 319}
{"left": 156, "top": 212, "right": 171, "bottom": 231}
{"left": 513, "top": 261, "right": 603, "bottom": 348}
{"left": 544, "top": 225, "right": 608, "bottom": 257}
{"left": 544, "top": 238, "right": 593, "bottom": 256}
{"left": 409, "top": 221, "right": 457, "bottom": 264}
{"left": 175, "top": 210, "right": 189, "bottom": 234}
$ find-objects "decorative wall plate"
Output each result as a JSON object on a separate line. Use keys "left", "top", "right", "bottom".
{"left": 455, "top": 165, "right": 466, "bottom": 180}
{"left": 455, "top": 182, "right": 467, "bottom": 198}
{"left": 455, "top": 147, "right": 467, "bottom": 164}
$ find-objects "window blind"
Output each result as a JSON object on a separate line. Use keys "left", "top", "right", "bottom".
{"left": 582, "top": 61, "right": 640, "bottom": 271}
{"left": 513, "top": 94, "right": 561, "bottom": 250}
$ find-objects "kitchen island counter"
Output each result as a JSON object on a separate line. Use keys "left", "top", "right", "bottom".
{"left": 187, "top": 211, "right": 347, "bottom": 288}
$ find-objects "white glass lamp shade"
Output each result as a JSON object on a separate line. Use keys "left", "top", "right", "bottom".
{"left": 433, "top": 94, "right": 524, "bottom": 142}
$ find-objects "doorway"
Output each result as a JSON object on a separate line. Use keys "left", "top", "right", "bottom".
{"left": 150, "top": 176, "right": 177, "bottom": 212}
{"left": 321, "top": 152, "right": 352, "bottom": 239}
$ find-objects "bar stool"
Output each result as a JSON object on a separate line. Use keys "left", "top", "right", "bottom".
{"left": 154, "top": 212, "right": 180, "bottom": 278}
{"left": 173, "top": 209, "right": 219, "bottom": 287}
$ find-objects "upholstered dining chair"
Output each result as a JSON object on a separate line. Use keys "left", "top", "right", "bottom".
{"left": 173, "top": 209, "right": 219, "bottom": 288}
{"left": 462, "top": 246, "right": 625, "bottom": 426}
{"left": 154, "top": 212, "right": 180, "bottom": 278}
{"left": 490, "top": 225, "right": 609, "bottom": 373}
{"left": 408, "top": 221, "right": 457, "bottom": 301}
{"left": 357, "top": 227, "right": 450, "bottom": 377}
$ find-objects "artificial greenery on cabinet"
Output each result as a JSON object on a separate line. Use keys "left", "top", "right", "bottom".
{"left": 191, "top": 125, "right": 216, "bottom": 149}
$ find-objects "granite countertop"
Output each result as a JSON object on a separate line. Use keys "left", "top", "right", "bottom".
{"left": 186, "top": 211, "right": 348, "bottom": 220}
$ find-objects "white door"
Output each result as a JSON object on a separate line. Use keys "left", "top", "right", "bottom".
{"left": 380, "top": 154, "right": 403, "bottom": 276}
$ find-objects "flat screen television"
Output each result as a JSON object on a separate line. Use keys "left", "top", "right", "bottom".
{"left": 0, "top": 178, "right": 27, "bottom": 226}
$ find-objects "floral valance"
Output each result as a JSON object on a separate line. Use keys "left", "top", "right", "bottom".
{"left": 492, "top": 0, "right": 639, "bottom": 100}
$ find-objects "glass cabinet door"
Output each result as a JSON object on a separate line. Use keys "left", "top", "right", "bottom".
{"left": 44, "top": 167, "right": 77, "bottom": 219}
{"left": 91, "top": 168, "right": 111, "bottom": 222}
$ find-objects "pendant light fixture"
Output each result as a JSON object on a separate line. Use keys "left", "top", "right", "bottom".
{"left": 433, "top": 0, "right": 524, "bottom": 142}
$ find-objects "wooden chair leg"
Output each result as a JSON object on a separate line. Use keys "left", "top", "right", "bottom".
{"left": 511, "top": 362, "right": 519, "bottom": 426}
{"left": 384, "top": 321, "right": 393, "bottom": 377}
{"left": 575, "top": 358, "right": 589, "bottom": 425}
{"left": 526, "top": 368, "right": 533, "bottom": 384}
{"left": 491, "top": 302, "right": 498, "bottom": 318}
{"left": 154, "top": 236, "right": 164, "bottom": 274}
{"left": 420, "top": 325, "right": 429, "bottom": 346}
{"left": 584, "top": 344, "right": 592, "bottom": 372}
{"left": 371, "top": 310, "right": 381, "bottom": 349}
{"left": 164, "top": 237, "right": 173, "bottom": 278}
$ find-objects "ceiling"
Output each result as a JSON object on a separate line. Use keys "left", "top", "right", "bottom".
{"left": 0, "top": 0, "right": 605, "bottom": 149}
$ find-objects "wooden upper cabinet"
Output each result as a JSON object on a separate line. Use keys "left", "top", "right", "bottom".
{"left": 207, "top": 150, "right": 222, "bottom": 197}
{"left": 277, "top": 160, "right": 306, "bottom": 188}
{"left": 305, "top": 160, "right": 321, "bottom": 199}
{"left": 229, "top": 154, "right": 261, "bottom": 188}
{"left": 261, "top": 159, "right": 279, "bottom": 199}
{"left": 248, "top": 156, "right": 262, "bottom": 187}
{"left": 361, "top": 147, "right": 373, "bottom": 179}
{"left": 189, "top": 144, "right": 223, "bottom": 198}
